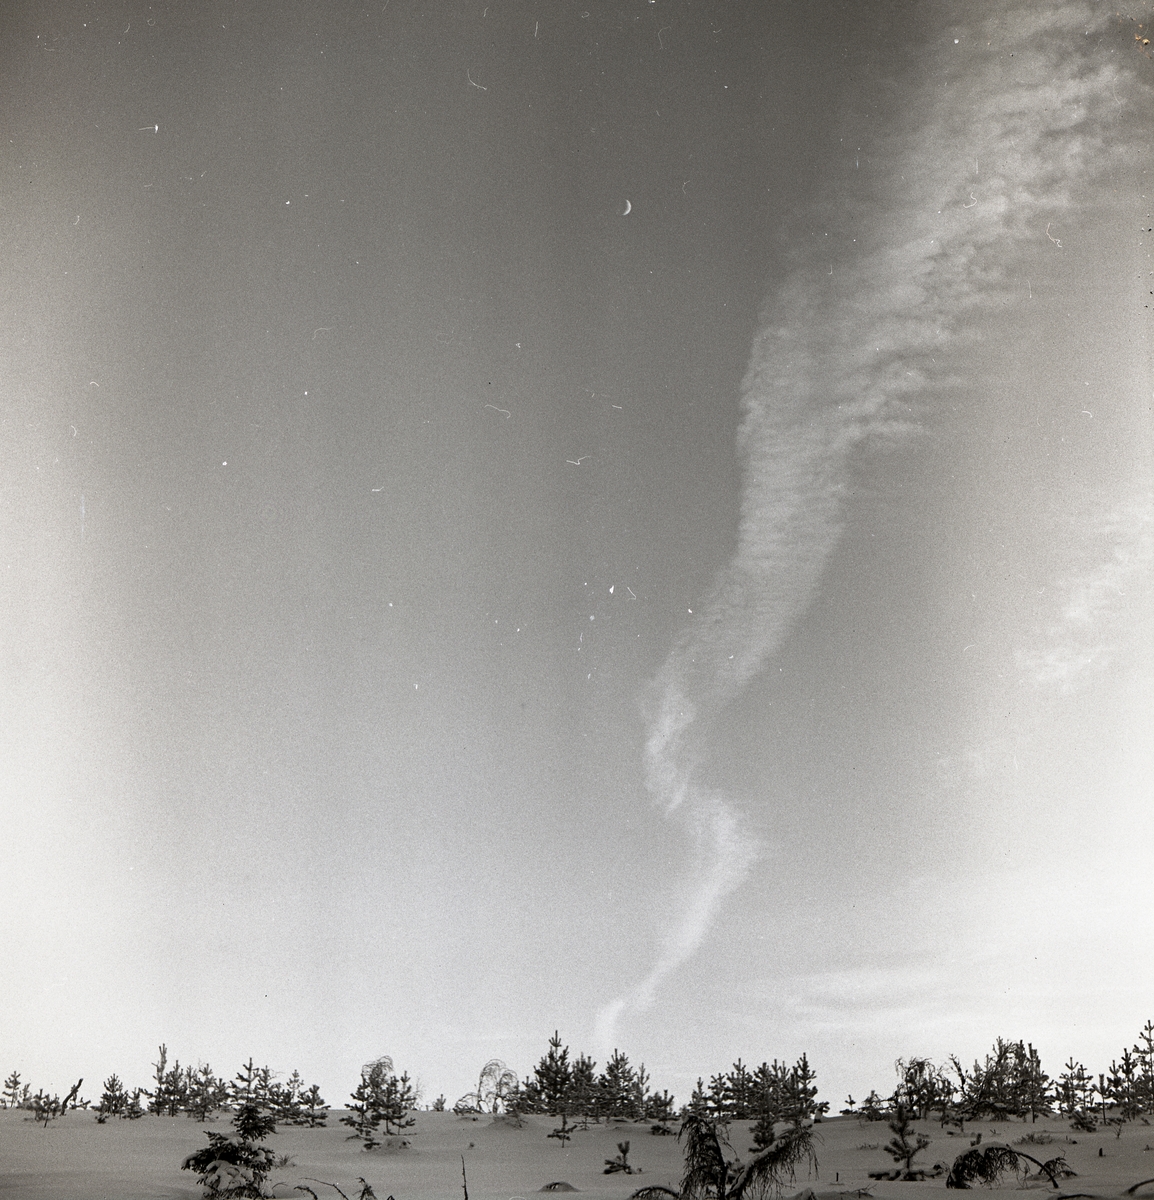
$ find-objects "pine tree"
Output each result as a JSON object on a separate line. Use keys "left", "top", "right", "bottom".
{"left": 148, "top": 1046, "right": 187, "bottom": 1117}
{"left": 231, "top": 1057, "right": 265, "bottom": 1109}
{"left": 160, "top": 1064, "right": 187, "bottom": 1116}
{"left": 706, "top": 1074, "right": 730, "bottom": 1119}
{"left": 3, "top": 1071, "right": 23, "bottom": 1110}
{"left": 952, "top": 1042, "right": 1006, "bottom": 1121}
{"left": 725, "top": 1061, "right": 755, "bottom": 1120}
{"left": 679, "top": 1113, "right": 734, "bottom": 1200}
{"left": 685, "top": 1078, "right": 709, "bottom": 1117}
{"left": 301, "top": 1083, "right": 329, "bottom": 1127}
{"left": 96, "top": 1074, "right": 128, "bottom": 1123}
{"left": 342, "top": 1062, "right": 416, "bottom": 1149}
{"left": 786, "top": 1054, "right": 827, "bottom": 1123}
{"left": 568, "top": 1053, "right": 599, "bottom": 1125}
{"left": 600, "top": 1050, "right": 640, "bottom": 1119}
{"left": 255, "top": 1065, "right": 276, "bottom": 1109}
{"left": 1019, "top": 1043, "right": 1051, "bottom": 1123}
{"left": 748, "top": 1054, "right": 826, "bottom": 1135}
{"left": 633, "top": 1063, "right": 652, "bottom": 1120}
{"left": 647, "top": 1089, "right": 677, "bottom": 1127}
{"left": 269, "top": 1070, "right": 305, "bottom": 1124}
{"left": 750, "top": 1108, "right": 778, "bottom": 1153}
{"left": 1054, "top": 1058, "right": 1096, "bottom": 1122}
{"left": 751, "top": 1061, "right": 790, "bottom": 1126}
{"left": 893, "top": 1058, "right": 952, "bottom": 1121}
{"left": 343, "top": 1067, "right": 388, "bottom": 1150}
{"left": 883, "top": 1105, "right": 931, "bottom": 1177}
{"left": 380, "top": 1071, "right": 417, "bottom": 1134}
{"left": 1134, "top": 1021, "right": 1154, "bottom": 1115}
{"left": 945, "top": 1039, "right": 1047, "bottom": 1122}
{"left": 147, "top": 1045, "right": 169, "bottom": 1116}
{"left": 186, "top": 1064, "right": 226, "bottom": 1122}
{"left": 181, "top": 1101, "right": 277, "bottom": 1197}
{"left": 1104, "top": 1049, "right": 1141, "bottom": 1122}
{"left": 978, "top": 1039, "right": 1016, "bottom": 1119}
{"left": 945, "top": 1057, "right": 973, "bottom": 1129}
{"left": 525, "top": 1033, "right": 573, "bottom": 1115}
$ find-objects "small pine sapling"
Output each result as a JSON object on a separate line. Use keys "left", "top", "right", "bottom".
{"left": 548, "top": 1114, "right": 575, "bottom": 1147}
{"left": 182, "top": 1100, "right": 278, "bottom": 1197}
{"left": 604, "top": 1140, "right": 637, "bottom": 1174}
{"left": 873, "top": 1104, "right": 932, "bottom": 1180}
{"left": 3, "top": 1071, "right": 23, "bottom": 1109}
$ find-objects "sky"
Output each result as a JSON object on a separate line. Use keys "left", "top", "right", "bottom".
{"left": 2, "top": 0, "right": 1153, "bottom": 1116}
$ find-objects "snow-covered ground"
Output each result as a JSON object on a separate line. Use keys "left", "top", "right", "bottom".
{"left": 3, "top": 1109, "right": 1154, "bottom": 1200}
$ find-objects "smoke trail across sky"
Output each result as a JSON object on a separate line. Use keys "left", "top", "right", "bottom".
{"left": 597, "top": 1, "right": 1150, "bottom": 1048}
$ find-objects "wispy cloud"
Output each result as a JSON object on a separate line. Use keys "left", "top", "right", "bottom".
{"left": 1018, "top": 491, "right": 1154, "bottom": 691}
{"left": 597, "top": 3, "right": 1148, "bottom": 1047}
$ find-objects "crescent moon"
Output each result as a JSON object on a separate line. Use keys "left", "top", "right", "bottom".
{"left": 623, "top": 199, "right": 632, "bottom": 216}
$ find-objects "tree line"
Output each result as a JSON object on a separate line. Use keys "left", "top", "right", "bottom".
{"left": 7, "top": 1018, "right": 1154, "bottom": 1139}
{"left": 1, "top": 1045, "right": 329, "bottom": 1128}
{"left": 462, "top": 1032, "right": 677, "bottom": 1123}
{"left": 847, "top": 1021, "right": 1154, "bottom": 1130}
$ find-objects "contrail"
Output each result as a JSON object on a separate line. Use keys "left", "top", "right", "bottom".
{"left": 597, "top": 0, "right": 1146, "bottom": 1048}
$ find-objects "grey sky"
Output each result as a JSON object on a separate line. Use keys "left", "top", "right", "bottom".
{"left": 3, "top": 0, "right": 1152, "bottom": 1110}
